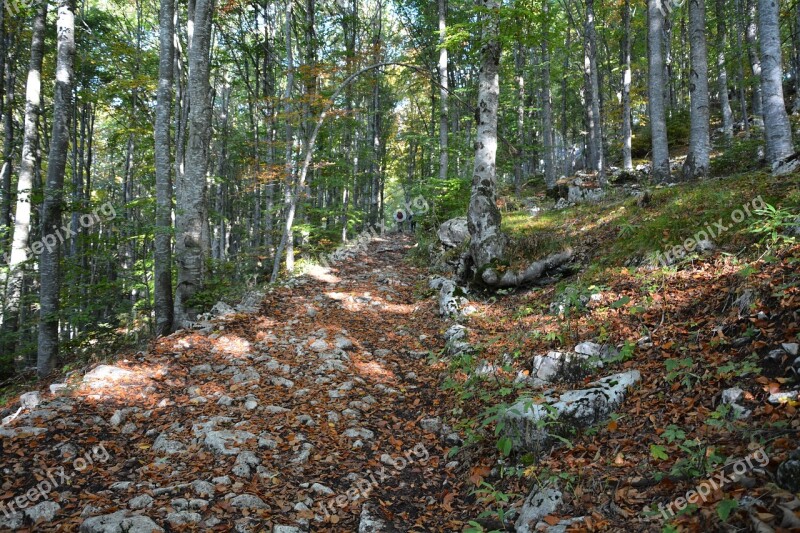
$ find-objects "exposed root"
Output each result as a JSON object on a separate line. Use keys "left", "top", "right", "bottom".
{"left": 480, "top": 249, "right": 574, "bottom": 288}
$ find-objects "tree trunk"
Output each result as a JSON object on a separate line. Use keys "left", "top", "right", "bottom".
{"left": 715, "top": 0, "right": 734, "bottom": 140}
{"left": 621, "top": 0, "right": 633, "bottom": 170}
{"left": 682, "top": 0, "right": 711, "bottom": 180}
{"left": 541, "top": 0, "right": 555, "bottom": 190}
{"left": 648, "top": 0, "right": 671, "bottom": 181}
{"left": 514, "top": 43, "right": 526, "bottom": 194}
{"left": 734, "top": 0, "right": 751, "bottom": 135}
{"left": 174, "top": 0, "right": 213, "bottom": 328}
{"left": 467, "top": 0, "right": 504, "bottom": 271}
{"left": 438, "top": 0, "right": 449, "bottom": 182}
{"left": 154, "top": 0, "right": 174, "bottom": 335}
{"left": 0, "top": 20, "right": 14, "bottom": 241}
{"left": 38, "top": 0, "right": 76, "bottom": 378}
{"left": 745, "top": 0, "right": 764, "bottom": 123}
{"left": 757, "top": 0, "right": 794, "bottom": 167}
{"left": 2, "top": 2, "right": 47, "bottom": 362}
{"left": 584, "top": 0, "right": 604, "bottom": 181}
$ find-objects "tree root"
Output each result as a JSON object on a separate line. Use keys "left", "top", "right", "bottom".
{"left": 480, "top": 249, "right": 574, "bottom": 288}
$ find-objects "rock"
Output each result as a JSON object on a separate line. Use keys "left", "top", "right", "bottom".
{"left": 191, "top": 480, "right": 215, "bottom": 498}
{"left": 264, "top": 405, "right": 290, "bottom": 414}
{"left": 335, "top": 337, "right": 354, "bottom": 351}
{"left": 166, "top": 512, "right": 202, "bottom": 526}
{"left": 419, "top": 417, "right": 442, "bottom": 434}
{"left": 82, "top": 366, "right": 139, "bottom": 389}
{"left": 25, "top": 501, "right": 60, "bottom": 523}
{"left": 776, "top": 450, "right": 800, "bottom": 493}
{"left": 515, "top": 485, "right": 563, "bottom": 533}
{"left": 233, "top": 451, "right": 261, "bottom": 477}
{"left": 343, "top": 428, "right": 374, "bottom": 440}
{"left": 204, "top": 429, "right": 256, "bottom": 455}
{"left": 529, "top": 351, "right": 586, "bottom": 384}
{"left": 429, "top": 277, "right": 473, "bottom": 318}
{"left": 574, "top": 342, "right": 602, "bottom": 357}
{"left": 358, "top": 502, "right": 397, "bottom": 532}
{"left": 566, "top": 182, "right": 605, "bottom": 204}
{"left": 554, "top": 198, "right": 571, "bottom": 210}
{"left": 311, "top": 483, "right": 335, "bottom": 496}
{"left": 20, "top": 391, "right": 42, "bottom": 410}
{"left": 244, "top": 399, "right": 258, "bottom": 410}
{"left": 80, "top": 510, "right": 164, "bottom": 533}
{"left": 767, "top": 349, "right": 787, "bottom": 362}
{"left": 110, "top": 482, "right": 133, "bottom": 491}
{"left": 49, "top": 383, "right": 71, "bottom": 396}
{"left": 210, "top": 301, "right": 236, "bottom": 317}
{"left": 502, "top": 371, "right": 641, "bottom": 454}
{"left": 783, "top": 343, "right": 799, "bottom": 356}
{"left": 721, "top": 387, "right": 744, "bottom": 405}
{"left": 152, "top": 433, "right": 185, "bottom": 454}
{"left": 696, "top": 239, "right": 715, "bottom": 253}
{"left": 128, "top": 494, "right": 154, "bottom": 510}
{"left": 437, "top": 217, "right": 469, "bottom": 248}
{"left": 217, "top": 395, "right": 234, "bottom": 406}
{"left": 230, "top": 494, "right": 268, "bottom": 509}
{"left": 274, "top": 526, "right": 302, "bottom": 533}
{"left": 310, "top": 339, "right": 329, "bottom": 352}
{"left": 190, "top": 364, "right": 212, "bottom": 375}
{"left": 292, "top": 442, "right": 314, "bottom": 464}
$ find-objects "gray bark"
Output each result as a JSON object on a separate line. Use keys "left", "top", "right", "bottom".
{"left": 757, "top": 0, "right": 794, "bottom": 166}
{"left": 734, "top": 0, "right": 751, "bottom": 135}
{"left": 622, "top": 0, "right": 633, "bottom": 170}
{"left": 174, "top": 0, "right": 213, "bottom": 328}
{"left": 745, "top": 0, "right": 764, "bottom": 123}
{"left": 154, "top": 0, "right": 175, "bottom": 335}
{"left": 715, "top": 0, "right": 734, "bottom": 140}
{"left": 514, "top": 44, "right": 526, "bottom": 194}
{"left": 0, "top": 17, "right": 13, "bottom": 239}
{"left": 2, "top": 2, "right": 47, "bottom": 359}
{"left": 438, "top": 0, "right": 449, "bottom": 182}
{"left": 38, "top": 0, "right": 75, "bottom": 378}
{"left": 584, "top": 0, "right": 604, "bottom": 180}
{"left": 682, "top": 0, "right": 711, "bottom": 180}
{"left": 468, "top": 0, "right": 504, "bottom": 271}
{"left": 541, "top": 0, "right": 555, "bottom": 189}
{"left": 648, "top": 0, "right": 670, "bottom": 181}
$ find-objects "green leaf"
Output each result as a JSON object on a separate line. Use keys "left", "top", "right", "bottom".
{"left": 650, "top": 444, "right": 669, "bottom": 460}
{"left": 611, "top": 296, "right": 631, "bottom": 309}
{"left": 497, "top": 436, "right": 513, "bottom": 457}
{"left": 717, "top": 499, "right": 738, "bottom": 521}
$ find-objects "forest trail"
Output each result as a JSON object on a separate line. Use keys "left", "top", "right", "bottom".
{"left": 0, "top": 236, "right": 474, "bottom": 532}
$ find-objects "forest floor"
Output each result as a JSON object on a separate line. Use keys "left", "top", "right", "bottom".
{"left": 0, "top": 236, "right": 479, "bottom": 532}
{"left": 2, "top": 172, "right": 800, "bottom": 533}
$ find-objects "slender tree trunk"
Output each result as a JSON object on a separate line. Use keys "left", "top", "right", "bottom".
{"left": 683, "top": 0, "right": 711, "bottom": 179}
{"left": 174, "top": 0, "right": 213, "bottom": 328}
{"left": 2, "top": 2, "right": 47, "bottom": 363}
{"left": 438, "top": 0, "right": 449, "bottom": 182}
{"left": 745, "top": 0, "right": 764, "bottom": 123}
{"left": 621, "top": 0, "right": 633, "bottom": 170}
{"left": 562, "top": 26, "right": 570, "bottom": 177}
{"left": 514, "top": 43, "right": 526, "bottom": 194}
{"left": 468, "top": 0, "right": 503, "bottom": 271}
{"left": 734, "top": 0, "right": 751, "bottom": 135}
{"left": 0, "top": 22, "right": 14, "bottom": 239}
{"left": 542, "top": 0, "right": 555, "bottom": 189}
{"left": 716, "top": 0, "right": 734, "bottom": 140}
{"left": 758, "top": 0, "right": 794, "bottom": 167}
{"left": 648, "top": 0, "right": 671, "bottom": 181}
{"left": 154, "top": 0, "right": 175, "bottom": 335}
{"left": 584, "top": 0, "right": 604, "bottom": 181}
{"left": 38, "top": 0, "right": 75, "bottom": 378}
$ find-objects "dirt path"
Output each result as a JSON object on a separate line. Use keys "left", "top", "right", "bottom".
{"left": 0, "top": 236, "right": 475, "bottom": 532}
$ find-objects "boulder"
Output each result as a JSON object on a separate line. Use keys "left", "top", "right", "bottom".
{"left": 502, "top": 371, "right": 641, "bottom": 454}
{"left": 777, "top": 449, "right": 800, "bottom": 493}
{"left": 437, "top": 218, "right": 469, "bottom": 248}
{"left": 515, "top": 485, "right": 563, "bottom": 533}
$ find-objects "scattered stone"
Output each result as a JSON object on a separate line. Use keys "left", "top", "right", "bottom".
{"left": 783, "top": 343, "right": 799, "bottom": 356}
{"left": 203, "top": 429, "right": 256, "bottom": 455}
{"left": 310, "top": 339, "right": 329, "bottom": 352}
{"left": 264, "top": 405, "right": 290, "bottom": 414}
{"left": 335, "top": 337, "right": 354, "bottom": 350}
{"left": 721, "top": 387, "right": 744, "bottom": 405}
{"left": 311, "top": 483, "right": 335, "bottom": 496}
{"left": 191, "top": 480, "right": 215, "bottom": 498}
{"left": 166, "top": 512, "right": 202, "bottom": 526}
{"left": 79, "top": 510, "right": 164, "bottom": 533}
{"left": 515, "top": 485, "right": 563, "bottom": 533}
{"left": 343, "top": 428, "right": 375, "bottom": 440}
{"left": 768, "top": 391, "right": 799, "bottom": 405}
{"left": 217, "top": 395, "right": 234, "bottom": 407}
{"left": 25, "top": 501, "right": 60, "bottom": 523}
{"left": 152, "top": 433, "right": 185, "bottom": 455}
{"left": 358, "top": 502, "right": 397, "bottom": 532}
{"left": 274, "top": 526, "right": 302, "bottom": 533}
{"left": 230, "top": 494, "right": 269, "bottom": 509}
{"left": 20, "top": 391, "right": 42, "bottom": 410}
{"left": 419, "top": 417, "right": 442, "bottom": 434}
{"left": 128, "top": 494, "right": 154, "bottom": 510}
